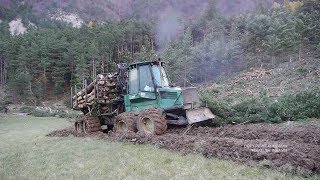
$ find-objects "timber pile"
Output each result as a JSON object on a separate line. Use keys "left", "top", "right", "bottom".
{"left": 72, "top": 73, "right": 120, "bottom": 111}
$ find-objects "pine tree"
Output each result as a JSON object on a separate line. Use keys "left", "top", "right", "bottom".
{"left": 135, "top": 35, "right": 156, "bottom": 62}
{"left": 298, "top": 0, "right": 320, "bottom": 51}
{"left": 0, "top": 20, "right": 10, "bottom": 86}
{"left": 262, "top": 7, "right": 298, "bottom": 65}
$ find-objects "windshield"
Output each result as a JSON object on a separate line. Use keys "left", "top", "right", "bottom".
{"left": 139, "top": 65, "right": 154, "bottom": 92}
{"left": 151, "top": 65, "right": 169, "bottom": 87}
{"left": 128, "top": 64, "right": 169, "bottom": 94}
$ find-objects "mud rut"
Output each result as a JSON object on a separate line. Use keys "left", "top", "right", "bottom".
{"left": 48, "top": 123, "right": 320, "bottom": 175}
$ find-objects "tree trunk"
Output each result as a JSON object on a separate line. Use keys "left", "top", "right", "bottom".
{"left": 184, "top": 57, "right": 187, "bottom": 88}
{"left": 0, "top": 57, "right": 3, "bottom": 86}
{"left": 0, "top": 57, "right": 8, "bottom": 86}
{"left": 151, "top": 37, "right": 154, "bottom": 51}
{"left": 299, "top": 43, "right": 302, "bottom": 61}
{"left": 92, "top": 58, "right": 96, "bottom": 81}
{"left": 131, "top": 35, "right": 134, "bottom": 58}
{"left": 271, "top": 55, "right": 276, "bottom": 67}
{"left": 100, "top": 55, "right": 105, "bottom": 74}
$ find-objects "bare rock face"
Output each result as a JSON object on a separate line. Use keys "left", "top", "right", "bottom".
{"left": 50, "top": 9, "right": 84, "bottom": 28}
{"left": 9, "top": 18, "right": 27, "bottom": 35}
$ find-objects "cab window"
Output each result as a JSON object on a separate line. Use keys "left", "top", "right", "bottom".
{"left": 129, "top": 68, "right": 138, "bottom": 94}
{"left": 139, "top": 65, "right": 154, "bottom": 92}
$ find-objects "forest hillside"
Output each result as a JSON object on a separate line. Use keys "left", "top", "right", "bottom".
{"left": 0, "top": 0, "right": 319, "bottom": 106}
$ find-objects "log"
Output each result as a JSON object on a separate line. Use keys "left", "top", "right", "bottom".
{"left": 88, "top": 90, "right": 95, "bottom": 96}
{"left": 76, "top": 81, "right": 96, "bottom": 97}
{"left": 97, "top": 99, "right": 106, "bottom": 104}
{"left": 101, "top": 106, "right": 109, "bottom": 110}
{"left": 76, "top": 90, "right": 85, "bottom": 96}
{"left": 87, "top": 101, "right": 94, "bottom": 106}
{"left": 103, "top": 96, "right": 109, "bottom": 100}
{"left": 87, "top": 96, "right": 94, "bottom": 102}
{"left": 78, "top": 100, "right": 85, "bottom": 104}
{"left": 98, "top": 81, "right": 105, "bottom": 85}
{"left": 77, "top": 96, "right": 83, "bottom": 101}
{"left": 85, "top": 81, "right": 95, "bottom": 93}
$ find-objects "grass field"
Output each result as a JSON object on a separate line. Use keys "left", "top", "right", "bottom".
{"left": 0, "top": 115, "right": 318, "bottom": 180}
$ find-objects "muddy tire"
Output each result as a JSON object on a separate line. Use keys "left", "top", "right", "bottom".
{"left": 75, "top": 122, "right": 83, "bottom": 133}
{"left": 83, "top": 116, "right": 102, "bottom": 134}
{"left": 114, "top": 112, "right": 136, "bottom": 133}
{"left": 137, "top": 108, "right": 167, "bottom": 135}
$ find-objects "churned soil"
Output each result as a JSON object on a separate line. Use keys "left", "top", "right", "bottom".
{"left": 47, "top": 127, "right": 105, "bottom": 139}
{"left": 48, "top": 122, "right": 320, "bottom": 175}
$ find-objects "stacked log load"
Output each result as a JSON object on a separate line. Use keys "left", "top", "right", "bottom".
{"left": 72, "top": 73, "right": 120, "bottom": 111}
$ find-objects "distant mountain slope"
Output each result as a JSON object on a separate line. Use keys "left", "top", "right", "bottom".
{"left": 0, "top": 0, "right": 277, "bottom": 24}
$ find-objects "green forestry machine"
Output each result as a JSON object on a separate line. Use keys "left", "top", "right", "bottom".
{"left": 72, "top": 60, "right": 215, "bottom": 135}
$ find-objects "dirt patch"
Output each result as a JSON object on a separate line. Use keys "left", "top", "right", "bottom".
{"left": 166, "top": 123, "right": 320, "bottom": 145}
{"left": 48, "top": 122, "right": 320, "bottom": 175}
{"left": 47, "top": 127, "right": 105, "bottom": 139}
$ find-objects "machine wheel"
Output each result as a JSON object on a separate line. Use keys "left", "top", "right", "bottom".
{"left": 74, "top": 116, "right": 85, "bottom": 133}
{"left": 114, "top": 112, "right": 136, "bottom": 133}
{"left": 137, "top": 108, "right": 167, "bottom": 135}
{"left": 75, "top": 122, "right": 83, "bottom": 133}
{"left": 82, "top": 116, "right": 102, "bottom": 134}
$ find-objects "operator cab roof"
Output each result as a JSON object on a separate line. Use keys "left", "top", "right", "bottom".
{"left": 128, "top": 59, "right": 165, "bottom": 69}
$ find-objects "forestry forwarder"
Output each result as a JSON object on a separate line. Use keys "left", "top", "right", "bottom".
{"left": 72, "top": 60, "right": 215, "bottom": 135}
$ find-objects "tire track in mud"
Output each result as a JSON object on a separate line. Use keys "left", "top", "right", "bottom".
{"left": 48, "top": 123, "right": 320, "bottom": 175}
{"left": 167, "top": 124, "right": 320, "bottom": 145}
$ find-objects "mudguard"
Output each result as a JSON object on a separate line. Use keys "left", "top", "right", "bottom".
{"left": 186, "top": 107, "right": 215, "bottom": 124}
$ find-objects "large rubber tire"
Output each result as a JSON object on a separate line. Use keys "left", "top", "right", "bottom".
{"left": 114, "top": 112, "right": 136, "bottom": 133}
{"left": 83, "top": 116, "right": 102, "bottom": 134}
{"left": 75, "top": 122, "right": 83, "bottom": 133}
{"left": 137, "top": 108, "right": 167, "bottom": 135}
{"left": 74, "top": 116, "right": 85, "bottom": 133}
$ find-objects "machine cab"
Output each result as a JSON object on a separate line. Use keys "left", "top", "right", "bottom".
{"left": 124, "top": 61, "right": 183, "bottom": 112}
{"left": 128, "top": 61, "right": 170, "bottom": 95}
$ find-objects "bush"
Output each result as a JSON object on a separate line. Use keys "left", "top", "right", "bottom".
{"left": 0, "top": 100, "right": 11, "bottom": 112}
{"left": 0, "top": 90, "right": 12, "bottom": 112}
{"left": 200, "top": 92, "right": 235, "bottom": 125}
{"left": 269, "top": 88, "right": 320, "bottom": 121}
{"left": 19, "top": 106, "right": 79, "bottom": 118}
{"left": 201, "top": 88, "right": 320, "bottom": 124}
{"left": 63, "top": 98, "right": 72, "bottom": 108}
{"left": 20, "top": 106, "right": 55, "bottom": 117}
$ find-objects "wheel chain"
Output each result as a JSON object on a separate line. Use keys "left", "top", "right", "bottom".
{"left": 74, "top": 116, "right": 102, "bottom": 134}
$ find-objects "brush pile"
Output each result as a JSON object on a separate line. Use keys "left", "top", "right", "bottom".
{"left": 230, "top": 68, "right": 271, "bottom": 84}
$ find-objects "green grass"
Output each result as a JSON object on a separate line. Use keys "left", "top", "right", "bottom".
{"left": 0, "top": 115, "right": 318, "bottom": 179}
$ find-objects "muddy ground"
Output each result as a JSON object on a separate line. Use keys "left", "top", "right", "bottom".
{"left": 47, "top": 122, "right": 320, "bottom": 175}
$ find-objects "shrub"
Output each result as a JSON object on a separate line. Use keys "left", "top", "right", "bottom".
{"left": 201, "top": 88, "right": 320, "bottom": 124}
{"left": 19, "top": 106, "right": 35, "bottom": 114}
{"left": 200, "top": 92, "right": 235, "bottom": 125}
{"left": 269, "top": 88, "right": 320, "bottom": 121}
{"left": 19, "top": 106, "right": 79, "bottom": 118}
{"left": 296, "top": 67, "right": 309, "bottom": 76}
{"left": 63, "top": 98, "right": 72, "bottom": 108}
